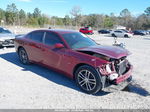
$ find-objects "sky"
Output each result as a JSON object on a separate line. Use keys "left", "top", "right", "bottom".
{"left": 0, "top": 0, "right": 150, "bottom": 17}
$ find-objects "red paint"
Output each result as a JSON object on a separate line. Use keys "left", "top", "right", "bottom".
{"left": 79, "top": 28, "right": 94, "bottom": 34}
{"left": 54, "top": 43, "right": 64, "bottom": 49}
{"left": 77, "top": 45, "right": 130, "bottom": 59}
{"left": 15, "top": 29, "right": 132, "bottom": 85}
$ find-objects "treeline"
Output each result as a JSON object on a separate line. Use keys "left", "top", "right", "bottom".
{"left": 0, "top": 3, "right": 150, "bottom": 30}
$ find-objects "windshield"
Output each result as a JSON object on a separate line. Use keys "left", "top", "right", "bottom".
{"left": 62, "top": 32, "right": 97, "bottom": 49}
{"left": 0, "top": 28, "right": 12, "bottom": 34}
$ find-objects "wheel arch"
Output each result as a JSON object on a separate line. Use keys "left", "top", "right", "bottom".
{"left": 124, "top": 34, "right": 128, "bottom": 37}
{"left": 73, "top": 63, "right": 95, "bottom": 80}
{"left": 17, "top": 46, "right": 24, "bottom": 54}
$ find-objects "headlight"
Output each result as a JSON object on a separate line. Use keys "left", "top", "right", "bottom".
{"left": 106, "top": 64, "right": 112, "bottom": 73}
{"left": 108, "top": 73, "right": 118, "bottom": 80}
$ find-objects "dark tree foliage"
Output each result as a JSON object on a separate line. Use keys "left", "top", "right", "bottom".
{"left": 145, "top": 7, "right": 150, "bottom": 16}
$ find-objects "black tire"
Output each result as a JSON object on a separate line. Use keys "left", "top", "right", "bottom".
{"left": 18, "top": 47, "right": 30, "bottom": 65}
{"left": 141, "top": 34, "right": 145, "bottom": 36}
{"left": 75, "top": 65, "right": 102, "bottom": 94}
{"left": 124, "top": 35, "right": 129, "bottom": 38}
{"left": 0, "top": 44, "right": 3, "bottom": 48}
{"left": 98, "top": 31, "right": 101, "bottom": 34}
{"left": 112, "top": 34, "right": 116, "bottom": 37}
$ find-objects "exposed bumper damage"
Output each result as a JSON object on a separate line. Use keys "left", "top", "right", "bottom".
{"left": 97, "top": 57, "right": 133, "bottom": 89}
{"left": 77, "top": 48, "right": 132, "bottom": 89}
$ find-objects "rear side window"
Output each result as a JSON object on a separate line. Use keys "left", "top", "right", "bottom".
{"left": 26, "top": 31, "right": 44, "bottom": 43}
{"left": 115, "top": 31, "right": 122, "bottom": 33}
{"left": 44, "top": 32, "right": 63, "bottom": 46}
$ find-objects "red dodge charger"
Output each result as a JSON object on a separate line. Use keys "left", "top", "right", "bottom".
{"left": 15, "top": 29, "right": 132, "bottom": 94}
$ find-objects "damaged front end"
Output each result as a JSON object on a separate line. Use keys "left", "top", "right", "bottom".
{"left": 97, "top": 56, "right": 132, "bottom": 86}
{"left": 78, "top": 50, "right": 133, "bottom": 89}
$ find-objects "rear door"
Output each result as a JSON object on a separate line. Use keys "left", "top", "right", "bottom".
{"left": 25, "top": 31, "right": 45, "bottom": 63}
{"left": 114, "top": 30, "right": 123, "bottom": 37}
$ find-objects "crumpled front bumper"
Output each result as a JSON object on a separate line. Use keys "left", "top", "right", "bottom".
{"left": 114, "top": 65, "right": 133, "bottom": 84}
{"left": 97, "top": 64, "right": 133, "bottom": 90}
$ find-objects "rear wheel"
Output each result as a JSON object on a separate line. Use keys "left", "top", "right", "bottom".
{"left": 112, "top": 34, "right": 116, "bottom": 37}
{"left": 0, "top": 42, "right": 3, "bottom": 48}
{"left": 75, "top": 65, "right": 102, "bottom": 94}
{"left": 18, "top": 47, "right": 30, "bottom": 64}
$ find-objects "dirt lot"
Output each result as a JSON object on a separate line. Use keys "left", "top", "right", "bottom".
{"left": 0, "top": 32, "right": 150, "bottom": 109}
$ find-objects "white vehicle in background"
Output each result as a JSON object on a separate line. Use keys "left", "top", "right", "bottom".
{"left": 0, "top": 27, "right": 15, "bottom": 47}
{"left": 111, "top": 30, "right": 133, "bottom": 38}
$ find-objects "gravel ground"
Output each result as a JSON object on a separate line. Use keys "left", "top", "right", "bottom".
{"left": 0, "top": 33, "right": 150, "bottom": 109}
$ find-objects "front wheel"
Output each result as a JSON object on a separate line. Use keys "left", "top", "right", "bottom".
{"left": 18, "top": 47, "right": 30, "bottom": 64}
{"left": 0, "top": 44, "right": 3, "bottom": 48}
{"left": 75, "top": 65, "right": 102, "bottom": 94}
{"left": 124, "top": 35, "right": 129, "bottom": 38}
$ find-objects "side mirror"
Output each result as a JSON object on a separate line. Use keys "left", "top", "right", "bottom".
{"left": 54, "top": 43, "right": 64, "bottom": 49}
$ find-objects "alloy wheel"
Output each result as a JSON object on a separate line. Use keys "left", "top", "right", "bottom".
{"left": 77, "top": 69, "right": 96, "bottom": 91}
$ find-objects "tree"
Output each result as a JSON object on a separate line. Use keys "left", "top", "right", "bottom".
{"left": 84, "top": 14, "right": 99, "bottom": 27}
{"left": 5, "top": 3, "right": 18, "bottom": 25}
{"left": 0, "top": 8, "right": 5, "bottom": 21}
{"left": 26, "top": 17, "right": 38, "bottom": 26}
{"left": 38, "top": 14, "right": 49, "bottom": 27}
{"left": 63, "top": 15, "right": 71, "bottom": 26}
{"left": 80, "top": 14, "right": 105, "bottom": 29}
{"left": 70, "top": 6, "right": 82, "bottom": 26}
{"left": 120, "top": 9, "right": 131, "bottom": 17}
{"left": 135, "top": 14, "right": 150, "bottom": 30}
{"left": 27, "top": 12, "right": 33, "bottom": 18}
{"left": 119, "top": 9, "right": 132, "bottom": 28}
{"left": 104, "top": 16, "right": 114, "bottom": 28}
{"left": 19, "top": 9, "right": 26, "bottom": 25}
{"left": 33, "top": 8, "right": 41, "bottom": 18}
{"left": 144, "top": 7, "right": 150, "bottom": 16}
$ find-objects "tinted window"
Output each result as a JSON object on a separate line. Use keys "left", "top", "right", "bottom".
{"left": 115, "top": 31, "right": 122, "bottom": 33}
{"left": 62, "top": 32, "right": 97, "bottom": 49}
{"left": 44, "top": 32, "right": 63, "bottom": 46}
{"left": 26, "top": 33, "right": 32, "bottom": 39}
{"left": 0, "top": 28, "right": 12, "bottom": 34}
{"left": 26, "top": 31, "right": 44, "bottom": 43}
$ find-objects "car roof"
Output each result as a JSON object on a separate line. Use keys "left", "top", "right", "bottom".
{"left": 32, "top": 29, "right": 77, "bottom": 35}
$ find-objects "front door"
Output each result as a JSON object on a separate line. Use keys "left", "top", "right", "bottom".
{"left": 41, "top": 31, "right": 65, "bottom": 68}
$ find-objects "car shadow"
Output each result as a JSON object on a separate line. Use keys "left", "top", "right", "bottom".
{"left": 122, "top": 82, "right": 150, "bottom": 97}
{"left": 0, "top": 52, "right": 110, "bottom": 96}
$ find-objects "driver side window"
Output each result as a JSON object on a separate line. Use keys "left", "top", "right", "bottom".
{"left": 44, "top": 32, "right": 63, "bottom": 46}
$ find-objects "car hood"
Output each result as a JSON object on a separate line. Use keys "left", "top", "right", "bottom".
{"left": 0, "top": 33, "right": 15, "bottom": 40}
{"left": 76, "top": 45, "right": 130, "bottom": 59}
